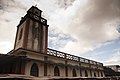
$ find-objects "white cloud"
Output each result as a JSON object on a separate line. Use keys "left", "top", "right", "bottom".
{"left": 0, "top": 41, "right": 13, "bottom": 54}
{"left": 59, "top": 0, "right": 120, "bottom": 55}
{"left": 105, "top": 49, "right": 120, "bottom": 65}
{"left": 60, "top": 41, "right": 94, "bottom": 56}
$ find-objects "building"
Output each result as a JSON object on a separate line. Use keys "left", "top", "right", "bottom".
{"left": 105, "top": 65, "right": 120, "bottom": 72}
{"left": 0, "top": 6, "right": 105, "bottom": 80}
{"left": 104, "top": 65, "right": 120, "bottom": 77}
{"left": 104, "top": 66, "right": 120, "bottom": 77}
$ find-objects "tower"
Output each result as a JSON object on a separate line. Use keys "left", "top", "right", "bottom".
{"left": 14, "top": 6, "right": 49, "bottom": 54}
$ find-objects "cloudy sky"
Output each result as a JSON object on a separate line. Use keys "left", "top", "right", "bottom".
{"left": 0, "top": 0, "right": 120, "bottom": 65}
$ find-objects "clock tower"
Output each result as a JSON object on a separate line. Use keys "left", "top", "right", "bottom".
{"left": 14, "top": 6, "right": 48, "bottom": 54}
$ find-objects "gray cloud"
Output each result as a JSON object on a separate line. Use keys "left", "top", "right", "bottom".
{"left": 0, "top": 0, "right": 27, "bottom": 12}
{"left": 57, "top": 0, "right": 75, "bottom": 9}
{"left": 0, "top": 0, "right": 27, "bottom": 53}
{"left": 59, "top": 0, "right": 120, "bottom": 55}
{"left": 48, "top": 27, "right": 75, "bottom": 50}
{"left": 0, "top": 0, "right": 3, "bottom": 10}
{"left": 69, "top": 0, "right": 120, "bottom": 41}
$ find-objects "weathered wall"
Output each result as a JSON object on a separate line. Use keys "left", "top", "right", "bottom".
{"left": 15, "top": 20, "right": 26, "bottom": 50}
{"left": 24, "top": 52, "right": 105, "bottom": 78}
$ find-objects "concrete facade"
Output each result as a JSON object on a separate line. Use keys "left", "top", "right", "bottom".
{"left": 10, "top": 48, "right": 105, "bottom": 78}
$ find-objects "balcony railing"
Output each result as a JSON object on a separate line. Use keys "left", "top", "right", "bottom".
{"left": 47, "top": 48, "right": 103, "bottom": 66}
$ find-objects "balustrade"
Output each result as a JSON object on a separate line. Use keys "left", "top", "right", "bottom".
{"left": 47, "top": 48, "right": 103, "bottom": 66}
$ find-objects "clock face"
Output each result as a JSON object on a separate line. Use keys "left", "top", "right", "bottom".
{"left": 41, "top": 18, "right": 46, "bottom": 24}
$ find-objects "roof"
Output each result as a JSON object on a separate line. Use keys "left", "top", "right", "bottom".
{"left": 0, "top": 54, "right": 27, "bottom": 64}
{"left": 106, "top": 65, "right": 120, "bottom": 67}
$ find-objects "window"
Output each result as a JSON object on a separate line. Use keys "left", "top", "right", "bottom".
{"left": 85, "top": 70, "right": 88, "bottom": 77}
{"left": 19, "top": 28, "right": 23, "bottom": 40}
{"left": 35, "top": 11, "right": 38, "bottom": 15}
{"left": 72, "top": 69, "right": 77, "bottom": 77}
{"left": 98, "top": 72, "right": 100, "bottom": 77}
{"left": 101, "top": 72, "right": 103, "bottom": 77}
{"left": 54, "top": 66, "right": 60, "bottom": 76}
{"left": 30, "top": 63, "right": 39, "bottom": 77}
{"left": 34, "top": 22, "right": 38, "bottom": 39}
{"left": 94, "top": 72, "right": 96, "bottom": 77}
{"left": 80, "top": 69, "right": 82, "bottom": 76}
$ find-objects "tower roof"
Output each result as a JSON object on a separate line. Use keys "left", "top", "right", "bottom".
{"left": 27, "top": 6, "right": 42, "bottom": 13}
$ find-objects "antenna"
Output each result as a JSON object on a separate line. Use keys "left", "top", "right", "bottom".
{"left": 35, "top": 4, "right": 37, "bottom": 7}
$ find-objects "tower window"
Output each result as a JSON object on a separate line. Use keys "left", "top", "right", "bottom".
{"left": 34, "top": 22, "right": 38, "bottom": 39}
{"left": 30, "top": 63, "right": 39, "bottom": 77}
{"left": 54, "top": 66, "right": 60, "bottom": 76}
{"left": 19, "top": 28, "right": 23, "bottom": 40}
{"left": 35, "top": 11, "right": 38, "bottom": 15}
{"left": 72, "top": 69, "right": 77, "bottom": 77}
{"left": 34, "top": 28, "right": 38, "bottom": 38}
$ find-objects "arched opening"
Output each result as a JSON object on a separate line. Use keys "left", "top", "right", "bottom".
{"left": 80, "top": 69, "right": 82, "bottom": 76}
{"left": 19, "top": 28, "right": 23, "bottom": 40}
{"left": 72, "top": 69, "right": 77, "bottom": 77}
{"left": 94, "top": 72, "right": 96, "bottom": 77}
{"left": 54, "top": 66, "right": 60, "bottom": 76}
{"left": 98, "top": 72, "right": 100, "bottom": 77}
{"left": 85, "top": 70, "right": 88, "bottom": 77}
{"left": 30, "top": 63, "right": 39, "bottom": 77}
{"left": 101, "top": 72, "right": 103, "bottom": 77}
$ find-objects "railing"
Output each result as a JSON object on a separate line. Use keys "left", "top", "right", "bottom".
{"left": 47, "top": 48, "right": 103, "bottom": 66}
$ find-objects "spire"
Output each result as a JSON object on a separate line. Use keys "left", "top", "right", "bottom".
{"left": 35, "top": 4, "right": 37, "bottom": 7}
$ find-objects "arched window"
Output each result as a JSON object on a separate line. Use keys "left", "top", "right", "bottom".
{"left": 19, "top": 28, "right": 23, "bottom": 40}
{"left": 85, "top": 70, "right": 88, "bottom": 77}
{"left": 80, "top": 69, "right": 82, "bottom": 76}
{"left": 30, "top": 63, "right": 39, "bottom": 77}
{"left": 73, "top": 69, "right": 77, "bottom": 77}
{"left": 101, "top": 72, "right": 103, "bottom": 77}
{"left": 94, "top": 72, "right": 96, "bottom": 77}
{"left": 54, "top": 66, "right": 60, "bottom": 76}
{"left": 98, "top": 72, "right": 100, "bottom": 77}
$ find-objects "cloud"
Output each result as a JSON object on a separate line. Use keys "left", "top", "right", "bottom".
{"left": 57, "top": 0, "right": 75, "bottom": 9}
{"left": 0, "top": 41, "right": 13, "bottom": 54}
{"left": 0, "top": 0, "right": 27, "bottom": 53}
{"left": 48, "top": 27, "right": 75, "bottom": 50}
{"left": 105, "top": 48, "right": 120, "bottom": 65}
{"left": 59, "top": 0, "right": 120, "bottom": 55}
